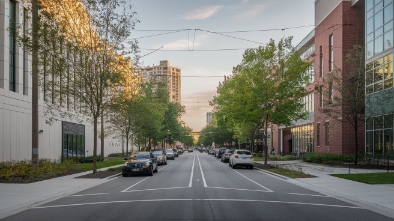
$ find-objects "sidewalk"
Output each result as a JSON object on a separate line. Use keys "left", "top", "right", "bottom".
{"left": 0, "top": 166, "right": 121, "bottom": 219}
{"left": 256, "top": 160, "right": 394, "bottom": 219}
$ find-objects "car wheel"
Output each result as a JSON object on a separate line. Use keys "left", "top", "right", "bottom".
{"left": 154, "top": 164, "right": 158, "bottom": 173}
{"left": 250, "top": 165, "right": 254, "bottom": 170}
{"left": 232, "top": 162, "right": 236, "bottom": 169}
{"left": 165, "top": 161, "right": 167, "bottom": 165}
{"left": 229, "top": 161, "right": 232, "bottom": 167}
{"left": 149, "top": 167, "right": 154, "bottom": 176}
{"left": 122, "top": 173, "right": 128, "bottom": 177}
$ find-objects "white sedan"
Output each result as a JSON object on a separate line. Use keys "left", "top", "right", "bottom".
{"left": 229, "top": 149, "right": 254, "bottom": 169}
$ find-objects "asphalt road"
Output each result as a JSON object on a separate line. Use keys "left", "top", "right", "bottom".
{"left": 3, "top": 152, "right": 393, "bottom": 221}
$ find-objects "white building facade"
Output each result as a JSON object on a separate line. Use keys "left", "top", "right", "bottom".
{"left": 0, "top": 0, "right": 123, "bottom": 162}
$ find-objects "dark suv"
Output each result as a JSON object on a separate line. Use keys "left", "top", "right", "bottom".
{"left": 216, "top": 148, "right": 226, "bottom": 159}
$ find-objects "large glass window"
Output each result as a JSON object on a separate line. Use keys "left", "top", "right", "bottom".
{"left": 366, "top": 54, "right": 393, "bottom": 94}
{"left": 366, "top": 1, "right": 393, "bottom": 58}
{"left": 291, "top": 123, "right": 314, "bottom": 154}
{"left": 366, "top": 114, "right": 394, "bottom": 158}
{"left": 62, "top": 122, "right": 85, "bottom": 160}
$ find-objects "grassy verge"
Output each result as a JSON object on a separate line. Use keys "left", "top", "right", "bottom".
{"left": 254, "top": 155, "right": 299, "bottom": 162}
{"left": 331, "top": 172, "right": 394, "bottom": 184}
{"left": 254, "top": 163, "right": 314, "bottom": 179}
{"left": 107, "top": 166, "right": 122, "bottom": 173}
{"left": 70, "top": 160, "right": 124, "bottom": 171}
{"left": 265, "top": 167, "right": 315, "bottom": 179}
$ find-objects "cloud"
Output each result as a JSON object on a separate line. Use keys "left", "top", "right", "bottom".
{"left": 232, "top": 3, "right": 267, "bottom": 19}
{"left": 182, "top": 6, "right": 224, "bottom": 20}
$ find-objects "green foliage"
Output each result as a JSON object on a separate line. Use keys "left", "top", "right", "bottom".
{"left": 303, "top": 153, "right": 354, "bottom": 164}
{"left": 107, "top": 153, "right": 125, "bottom": 158}
{"left": 0, "top": 159, "right": 70, "bottom": 182}
{"left": 331, "top": 172, "right": 394, "bottom": 184}
{"left": 211, "top": 37, "right": 310, "bottom": 164}
{"left": 268, "top": 155, "right": 299, "bottom": 161}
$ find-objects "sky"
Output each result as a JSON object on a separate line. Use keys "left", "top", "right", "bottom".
{"left": 128, "top": 0, "right": 315, "bottom": 131}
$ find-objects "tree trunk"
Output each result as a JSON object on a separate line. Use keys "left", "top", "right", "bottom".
{"left": 264, "top": 116, "right": 269, "bottom": 165}
{"left": 101, "top": 113, "right": 104, "bottom": 157}
{"left": 93, "top": 115, "right": 98, "bottom": 174}
{"left": 354, "top": 119, "right": 359, "bottom": 165}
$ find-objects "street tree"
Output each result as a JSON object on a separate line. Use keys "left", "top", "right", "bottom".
{"left": 212, "top": 37, "right": 310, "bottom": 165}
{"left": 316, "top": 45, "right": 380, "bottom": 165}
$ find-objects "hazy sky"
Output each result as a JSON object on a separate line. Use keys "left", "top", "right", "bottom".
{"left": 129, "top": 0, "right": 315, "bottom": 131}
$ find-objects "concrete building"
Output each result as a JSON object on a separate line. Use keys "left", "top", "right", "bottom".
{"left": 140, "top": 60, "right": 182, "bottom": 103}
{"left": 0, "top": 0, "right": 128, "bottom": 162}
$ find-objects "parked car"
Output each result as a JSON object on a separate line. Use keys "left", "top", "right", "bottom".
{"left": 216, "top": 148, "right": 226, "bottom": 159}
{"left": 173, "top": 148, "right": 179, "bottom": 157}
{"left": 122, "top": 152, "right": 158, "bottom": 177}
{"left": 229, "top": 149, "right": 254, "bottom": 169}
{"left": 177, "top": 148, "right": 184, "bottom": 154}
{"left": 152, "top": 150, "right": 167, "bottom": 165}
{"left": 221, "top": 149, "right": 234, "bottom": 163}
{"left": 187, "top": 147, "right": 193, "bottom": 152}
{"left": 165, "top": 149, "right": 175, "bottom": 160}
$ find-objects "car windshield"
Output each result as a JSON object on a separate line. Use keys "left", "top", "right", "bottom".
{"left": 165, "top": 149, "right": 173, "bottom": 153}
{"left": 131, "top": 154, "right": 150, "bottom": 160}
{"left": 152, "top": 151, "right": 163, "bottom": 156}
{"left": 228, "top": 150, "right": 234, "bottom": 154}
{"left": 237, "top": 151, "right": 251, "bottom": 155}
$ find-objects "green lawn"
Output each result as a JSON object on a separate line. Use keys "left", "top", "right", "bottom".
{"left": 265, "top": 167, "right": 314, "bottom": 179}
{"left": 70, "top": 160, "right": 124, "bottom": 171}
{"left": 331, "top": 172, "right": 394, "bottom": 184}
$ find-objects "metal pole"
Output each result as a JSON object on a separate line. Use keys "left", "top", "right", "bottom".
{"left": 31, "top": 0, "right": 39, "bottom": 170}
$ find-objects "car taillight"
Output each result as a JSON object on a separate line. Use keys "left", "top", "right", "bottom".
{"left": 235, "top": 155, "right": 238, "bottom": 158}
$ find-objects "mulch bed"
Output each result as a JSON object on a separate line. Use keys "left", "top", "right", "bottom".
{"left": 0, "top": 169, "right": 84, "bottom": 184}
{"left": 75, "top": 171, "right": 120, "bottom": 179}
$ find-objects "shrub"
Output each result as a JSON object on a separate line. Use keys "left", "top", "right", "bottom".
{"left": 107, "top": 153, "right": 124, "bottom": 158}
{"left": 303, "top": 153, "right": 355, "bottom": 164}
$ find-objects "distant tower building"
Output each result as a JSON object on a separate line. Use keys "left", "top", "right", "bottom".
{"left": 140, "top": 60, "right": 181, "bottom": 103}
{"left": 206, "top": 112, "right": 213, "bottom": 125}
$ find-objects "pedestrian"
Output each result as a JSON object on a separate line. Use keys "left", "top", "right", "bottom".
{"left": 271, "top": 147, "right": 275, "bottom": 155}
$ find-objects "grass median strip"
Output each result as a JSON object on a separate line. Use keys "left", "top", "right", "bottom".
{"left": 331, "top": 172, "right": 394, "bottom": 184}
{"left": 254, "top": 164, "right": 315, "bottom": 179}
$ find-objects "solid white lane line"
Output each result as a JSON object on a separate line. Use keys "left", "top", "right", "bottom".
{"left": 33, "top": 198, "right": 361, "bottom": 209}
{"left": 123, "top": 186, "right": 189, "bottom": 193}
{"left": 213, "top": 158, "right": 273, "bottom": 192}
{"left": 69, "top": 193, "right": 109, "bottom": 197}
{"left": 197, "top": 154, "right": 207, "bottom": 187}
{"left": 121, "top": 177, "right": 149, "bottom": 192}
{"left": 207, "top": 186, "right": 271, "bottom": 192}
{"left": 189, "top": 155, "right": 196, "bottom": 187}
{"left": 287, "top": 193, "right": 329, "bottom": 197}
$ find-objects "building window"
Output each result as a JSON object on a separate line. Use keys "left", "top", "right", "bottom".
{"left": 366, "top": 0, "right": 393, "bottom": 58}
{"left": 317, "top": 122, "right": 321, "bottom": 147}
{"left": 365, "top": 54, "right": 393, "bottom": 94}
{"left": 328, "top": 81, "right": 333, "bottom": 103}
{"left": 319, "top": 85, "right": 323, "bottom": 107}
{"left": 325, "top": 121, "right": 330, "bottom": 147}
{"left": 9, "top": 0, "right": 16, "bottom": 92}
{"left": 319, "top": 46, "right": 323, "bottom": 77}
{"left": 329, "top": 35, "right": 334, "bottom": 72}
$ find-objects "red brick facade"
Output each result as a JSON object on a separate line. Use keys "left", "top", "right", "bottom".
{"left": 314, "top": 1, "right": 364, "bottom": 154}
